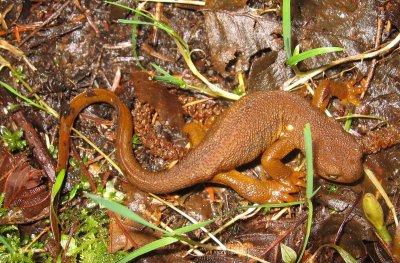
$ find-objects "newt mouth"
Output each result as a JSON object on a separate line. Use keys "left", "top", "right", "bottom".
{"left": 327, "top": 174, "right": 339, "bottom": 181}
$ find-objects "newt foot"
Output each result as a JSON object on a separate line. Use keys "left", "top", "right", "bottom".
{"left": 280, "top": 171, "right": 306, "bottom": 188}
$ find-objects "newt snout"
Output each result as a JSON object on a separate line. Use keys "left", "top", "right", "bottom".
{"left": 314, "top": 133, "right": 363, "bottom": 183}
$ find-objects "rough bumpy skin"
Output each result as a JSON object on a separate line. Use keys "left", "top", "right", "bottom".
{"left": 57, "top": 89, "right": 363, "bottom": 202}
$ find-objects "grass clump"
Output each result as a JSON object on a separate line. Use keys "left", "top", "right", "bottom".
{"left": 107, "top": 1, "right": 242, "bottom": 101}
{"left": 282, "top": 0, "right": 344, "bottom": 66}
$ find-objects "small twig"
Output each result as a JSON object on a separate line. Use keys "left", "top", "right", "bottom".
{"left": 0, "top": 88, "right": 56, "bottom": 181}
{"left": 334, "top": 192, "right": 363, "bottom": 244}
{"left": 261, "top": 214, "right": 308, "bottom": 257}
{"left": 89, "top": 53, "right": 102, "bottom": 88}
{"left": 61, "top": 221, "right": 80, "bottom": 262}
{"left": 70, "top": 141, "right": 97, "bottom": 191}
{"left": 110, "top": 67, "right": 121, "bottom": 91}
{"left": 18, "top": 0, "right": 72, "bottom": 46}
{"left": 150, "top": 2, "right": 162, "bottom": 46}
{"left": 107, "top": 210, "right": 139, "bottom": 249}
{"left": 0, "top": 3, "right": 14, "bottom": 30}
{"left": 22, "top": 226, "right": 50, "bottom": 253}
{"left": 361, "top": 7, "right": 385, "bottom": 99}
{"left": 73, "top": 0, "right": 100, "bottom": 36}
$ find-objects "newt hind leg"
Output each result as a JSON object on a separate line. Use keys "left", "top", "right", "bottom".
{"left": 212, "top": 170, "right": 298, "bottom": 203}
{"left": 183, "top": 122, "right": 305, "bottom": 203}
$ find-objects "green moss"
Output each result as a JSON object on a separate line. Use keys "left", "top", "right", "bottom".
{"left": 0, "top": 225, "right": 52, "bottom": 263}
{"left": 59, "top": 207, "right": 127, "bottom": 262}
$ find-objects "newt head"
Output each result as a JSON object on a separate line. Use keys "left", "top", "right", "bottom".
{"left": 313, "top": 134, "right": 363, "bottom": 183}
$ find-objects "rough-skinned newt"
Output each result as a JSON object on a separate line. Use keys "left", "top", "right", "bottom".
{"left": 57, "top": 89, "right": 363, "bottom": 203}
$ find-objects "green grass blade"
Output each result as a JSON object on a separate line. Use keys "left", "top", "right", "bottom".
{"left": 328, "top": 245, "right": 357, "bottom": 263}
{"left": 311, "top": 245, "right": 357, "bottom": 263}
{"left": 0, "top": 235, "right": 14, "bottom": 253}
{"left": 49, "top": 169, "right": 66, "bottom": 246}
{"left": 132, "top": 12, "right": 145, "bottom": 70}
{"left": 118, "top": 20, "right": 158, "bottom": 27}
{"left": 282, "top": 0, "right": 292, "bottom": 58}
{"left": 0, "top": 81, "right": 47, "bottom": 111}
{"left": 110, "top": 1, "right": 187, "bottom": 47}
{"left": 297, "top": 123, "right": 314, "bottom": 262}
{"left": 172, "top": 217, "right": 219, "bottom": 235}
{"left": 151, "top": 63, "right": 187, "bottom": 87}
{"left": 151, "top": 63, "right": 170, "bottom": 75}
{"left": 304, "top": 123, "right": 313, "bottom": 197}
{"left": 118, "top": 19, "right": 184, "bottom": 46}
{"left": 117, "top": 237, "right": 178, "bottom": 263}
{"left": 51, "top": 169, "right": 66, "bottom": 201}
{"left": 286, "top": 47, "right": 344, "bottom": 66}
{"left": 88, "top": 193, "right": 219, "bottom": 236}
{"left": 344, "top": 112, "right": 353, "bottom": 131}
{"left": 86, "top": 193, "right": 170, "bottom": 235}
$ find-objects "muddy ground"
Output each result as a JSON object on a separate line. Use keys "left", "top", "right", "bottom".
{"left": 0, "top": 0, "right": 399, "bottom": 262}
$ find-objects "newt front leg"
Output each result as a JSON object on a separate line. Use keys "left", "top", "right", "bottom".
{"left": 261, "top": 138, "right": 306, "bottom": 188}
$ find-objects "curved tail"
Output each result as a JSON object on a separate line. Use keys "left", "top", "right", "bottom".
{"left": 57, "top": 89, "right": 215, "bottom": 194}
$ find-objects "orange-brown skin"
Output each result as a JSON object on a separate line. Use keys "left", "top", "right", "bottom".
{"left": 312, "top": 79, "right": 367, "bottom": 109}
{"left": 57, "top": 89, "right": 363, "bottom": 203}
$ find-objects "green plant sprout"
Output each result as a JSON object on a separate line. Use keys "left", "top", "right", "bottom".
{"left": 132, "top": 134, "right": 142, "bottom": 147}
{"left": 232, "top": 72, "right": 246, "bottom": 95}
{"left": 151, "top": 63, "right": 221, "bottom": 97}
{"left": 0, "top": 126, "right": 27, "bottom": 152}
{"left": 362, "top": 193, "right": 392, "bottom": 243}
{"left": 282, "top": 0, "right": 344, "bottom": 67}
{"left": 281, "top": 243, "right": 297, "bottom": 263}
{"left": 364, "top": 166, "right": 398, "bottom": 227}
{"left": 107, "top": 1, "right": 241, "bottom": 100}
